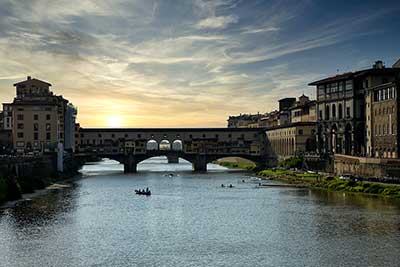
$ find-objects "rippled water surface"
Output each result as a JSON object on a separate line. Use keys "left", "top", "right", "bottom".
{"left": 1, "top": 157, "right": 400, "bottom": 267}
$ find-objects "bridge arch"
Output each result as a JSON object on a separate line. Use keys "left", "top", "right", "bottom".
{"left": 159, "top": 140, "right": 171, "bottom": 151}
{"left": 146, "top": 139, "right": 158, "bottom": 150}
{"left": 172, "top": 140, "right": 183, "bottom": 151}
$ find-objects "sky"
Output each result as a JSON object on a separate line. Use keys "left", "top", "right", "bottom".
{"left": 0, "top": 0, "right": 399, "bottom": 128}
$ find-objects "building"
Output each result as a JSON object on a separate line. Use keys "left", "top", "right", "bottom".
{"left": 289, "top": 95, "right": 317, "bottom": 123}
{"left": 227, "top": 113, "right": 263, "bottom": 128}
{"left": 266, "top": 122, "right": 316, "bottom": 159}
{"left": 309, "top": 61, "right": 400, "bottom": 157}
{"left": 5, "top": 76, "right": 77, "bottom": 153}
{"left": 2, "top": 103, "right": 13, "bottom": 130}
{"left": 64, "top": 104, "right": 77, "bottom": 152}
{"left": 365, "top": 81, "right": 399, "bottom": 158}
{"left": 265, "top": 95, "right": 317, "bottom": 159}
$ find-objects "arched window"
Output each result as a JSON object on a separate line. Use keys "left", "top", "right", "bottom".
{"left": 146, "top": 140, "right": 158, "bottom": 150}
{"left": 325, "top": 105, "right": 330, "bottom": 120}
{"left": 332, "top": 104, "right": 336, "bottom": 118}
{"left": 338, "top": 103, "right": 343, "bottom": 119}
{"left": 159, "top": 140, "right": 171, "bottom": 150}
{"left": 172, "top": 140, "right": 183, "bottom": 151}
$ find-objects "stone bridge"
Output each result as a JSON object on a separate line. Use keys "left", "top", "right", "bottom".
{"left": 76, "top": 128, "right": 272, "bottom": 172}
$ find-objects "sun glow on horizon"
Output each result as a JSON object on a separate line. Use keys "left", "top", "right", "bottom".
{"left": 107, "top": 116, "right": 123, "bottom": 128}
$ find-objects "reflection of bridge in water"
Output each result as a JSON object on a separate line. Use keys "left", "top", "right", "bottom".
{"left": 76, "top": 128, "right": 272, "bottom": 172}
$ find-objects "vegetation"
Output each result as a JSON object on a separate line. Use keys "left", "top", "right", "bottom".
{"left": 279, "top": 156, "right": 304, "bottom": 169}
{"left": 256, "top": 168, "right": 400, "bottom": 198}
{"left": 217, "top": 161, "right": 256, "bottom": 170}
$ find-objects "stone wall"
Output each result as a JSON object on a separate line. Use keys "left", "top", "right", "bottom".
{"left": 334, "top": 154, "right": 400, "bottom": 177}
{"left": 0, "top": 154, "right": 81, "bottom": 204}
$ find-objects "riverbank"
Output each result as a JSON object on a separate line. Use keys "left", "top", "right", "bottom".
{"left": 257, "top": 169, "right": 400, "bottom": 198}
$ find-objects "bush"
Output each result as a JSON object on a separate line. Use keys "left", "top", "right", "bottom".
{"left": 279, "top": 156, "right": 303, "bottom": 169}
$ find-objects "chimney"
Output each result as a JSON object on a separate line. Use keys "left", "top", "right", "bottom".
{"left": 373, "top": 60, "right": 384, "bottom": 69}
{"left": 27, "top": 76, "right": 31, "bottom": 80}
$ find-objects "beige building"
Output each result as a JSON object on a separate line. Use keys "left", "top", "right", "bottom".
{"left": 289, "top": 95, "right": 316, "bottom": 123}
{"left": 365, "top": 81, "right": 399, "bottom": 158}
{"left": 5, "top": 76, "right": 75, "bottom": 153}
{"left": 266, "top": 122, "right": 316, "bottom": 159}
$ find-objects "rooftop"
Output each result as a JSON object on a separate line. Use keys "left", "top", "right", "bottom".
{"left": 309, "top": 61, "right": 400, "bottom": 86}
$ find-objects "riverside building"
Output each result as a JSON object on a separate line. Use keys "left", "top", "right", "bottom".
{"left": 3, "top": 76, "right": 77, "bottom": 153}
{"left": 309, "top": 60, "right": 400, "bottom": 157}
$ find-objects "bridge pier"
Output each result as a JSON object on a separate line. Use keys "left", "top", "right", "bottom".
{"left": 167, "top": 154, "right": 179, "bottom": 164}
{"left": 123, "top": 155, "right": 137, "bottom": 173}
{"left": 192, "top": 155, "right": 207, "bottom": 172}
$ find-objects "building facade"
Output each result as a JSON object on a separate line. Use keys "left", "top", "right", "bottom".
{"left": 3, "top": 76, "right": 77, "bottom": 153}
{"left": 309, "top": 61, "right": 400, "bottom": 157}
{"left": 365, "top": 81, "right": 399, "bottom": 158}
{"left": 266, "top": 122, "right": 316, "bottom": 159}
{"left": 64, "top": 104, "right": 77, "bottom": 152}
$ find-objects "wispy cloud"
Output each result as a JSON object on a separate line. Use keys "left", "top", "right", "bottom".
{"left": 195, "top": 15, "right": 238, "bottom": 29}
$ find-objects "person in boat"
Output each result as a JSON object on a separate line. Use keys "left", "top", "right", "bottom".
{"left": 146, "top": 187, "right": 149, "bottom": 193}
{"left": 221, "top": 184, "right": 225, "bottom": 187}
{"left": 229, "top": 184, "right": 233, "bottom": 188}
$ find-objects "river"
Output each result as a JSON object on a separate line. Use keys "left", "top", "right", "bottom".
{"left": 1, "top": 157, "right": 400, "bottom": 267}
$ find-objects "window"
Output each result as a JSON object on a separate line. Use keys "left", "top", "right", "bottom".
{"left": 345, "top": 80, "right": 353, "bottom": 90}
{"left": 325, "top": 105, "right": 330, "bottom": 120}
{"left": 111, "top": 134, "right": 115, "bottom": 138}
{"left": 17, "top": 132, "right": 24, "bottom": 138}
{"left": 17, "top": 123, "right": 24, "bottom": 129}
{"left": 46, "top": 114, "right": 51, "bottom": 120}
{"left": 46, "top": 132, "right": 51, "bottom": 140}
{"left": 338, "top": 104, "right": 343, "bottom": 119}
{"left": 332, "top": 104, "right": 336, "bottom": 118}
{"left": 346, "top": 107, "right": 350, "bottom": 118}
{"left": 34, "top": 132, "right": 39, "bottom": 140}
{"left": 34, "top": 114, "right": 38, "bottom": 120}
{"left": 319, "top": 110, "right": 323, "bottom": 120}
{"left": 17, "top": 114, "right": 24, "bottom": 120}
{"left": 46, "top": 123, "right": 51, "bottom": 131}
{"left": 298, "top": 129, "right": 303, "bottom": 135}
{"left": 363, "top": 79, "right": 369, "bottom": 88}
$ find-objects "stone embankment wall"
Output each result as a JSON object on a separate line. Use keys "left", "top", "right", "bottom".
{"left": 334, "top": 154, "right": 400, "bottom": 177}
{"left": 0, "top": 154, "right": 82, "bottom": 204}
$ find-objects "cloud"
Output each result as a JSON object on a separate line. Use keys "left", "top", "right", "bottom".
{"left": 195, "top": 15, "right": 238, "bottom": 29}
{"left": 0, "top": 0, "right": 395, "bottom": 127}
{"left": 241, "top": 27, "right": 280, "bottom": 34}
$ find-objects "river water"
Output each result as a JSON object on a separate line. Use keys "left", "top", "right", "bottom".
{"left": 1, "top": 157, "right": 400, "bottom": 267}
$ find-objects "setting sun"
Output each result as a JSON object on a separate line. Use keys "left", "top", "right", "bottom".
{"left": 107, "top": 116, "right": 122, "bottom": 128}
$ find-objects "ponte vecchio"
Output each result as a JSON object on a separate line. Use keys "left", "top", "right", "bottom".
{"left": 77, "top": 127, "right": 272, "bottom": 173}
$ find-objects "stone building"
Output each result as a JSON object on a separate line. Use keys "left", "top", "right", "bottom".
{"left": 266, "top": 122, "right": 316, "bottom": 159}
{"left": 309, "top": 61, "right": 400, "bottom": 157}
{"left": 365, "top": 81, "right": 399, "bottom": 158}
{"left": 227, "top": 113, "right": 263, "bottom": 128}
{"left": 265, "top": 95, "right": 317, "bottom": 159}
{"left": 289, "top": 95, "right": 317, "bottom": 123}
{"left": 3, "top": 76, "right": 77, "bottom": 153}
